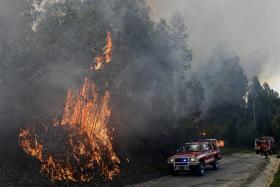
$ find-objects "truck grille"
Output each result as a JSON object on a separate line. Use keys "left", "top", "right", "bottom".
{"left": 175, "top": 158, "right": 188, "bottom": 163}
{"left": 174, "top": 158, "right": 190, "bottom": 170}
{"left": 174, "top": 158, "right": 189, "bottom": 166}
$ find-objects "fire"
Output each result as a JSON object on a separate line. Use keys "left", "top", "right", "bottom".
{"left": 104, "top": 32, "right": 113, "bottom": 63}
{"left": 217, "top": 140, "right": 225, "bottom": 148}
{"left": 93, "top": 54, "right": 104, "bottom": 70}
{"left": 19, "top": 32, "right": 120, "bottom": 182}
{"left": 92, "top": 32, "right": 113, "bottom": 70}
{"left": 19, "top": 129, "right": 43, "bottom": 160}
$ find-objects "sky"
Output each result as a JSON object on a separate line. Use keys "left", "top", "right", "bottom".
{"left": 151, "top": 0, "right": 280, "bottom": 92}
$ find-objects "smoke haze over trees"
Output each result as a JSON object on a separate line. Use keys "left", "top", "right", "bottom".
{"left": 152, "top": 0, "right": 280, "bottom": 92}
{"left": 0, "top": 0, "right": 280, "bottom": 185}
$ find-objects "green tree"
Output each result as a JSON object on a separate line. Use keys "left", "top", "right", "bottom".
{"left": 272, "top": 114, "right": 280, "bottom": 139}
{"left": 247, "top": 77, "right": 280, "bottom": 136}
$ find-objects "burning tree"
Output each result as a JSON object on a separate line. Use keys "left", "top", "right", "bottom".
{"left": 11, "top": 0, "right": 197, "bottom": 183}
{"left": 19, "top": 32, "right": 120, "bottom": 182}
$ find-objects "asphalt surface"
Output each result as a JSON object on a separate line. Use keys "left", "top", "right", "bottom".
{"left": 131, "top": 153, "right": 273, "bottom": 187}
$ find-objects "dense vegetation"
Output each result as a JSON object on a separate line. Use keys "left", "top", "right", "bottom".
{"left": 0, "top": 0, "right": 280, "bottom": 185}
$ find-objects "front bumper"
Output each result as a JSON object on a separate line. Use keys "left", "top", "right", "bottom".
{"left": 168, "top": 161, "right": 200, "bottom": 171}
{"left": 173, "top": 165, "right": 190, "bottom": 171}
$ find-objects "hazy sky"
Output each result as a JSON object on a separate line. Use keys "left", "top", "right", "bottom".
{"left": 151, "top": 0, "right": 280, "bottom": 91}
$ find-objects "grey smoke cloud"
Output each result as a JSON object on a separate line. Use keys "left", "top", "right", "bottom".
{"left": 152, "top": 0, "right": 280, "bottom": 91}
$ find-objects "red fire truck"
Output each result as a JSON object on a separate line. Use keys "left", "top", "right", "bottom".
{"left": 255, "top": 136, "right": 276, "bottom": 156}
{"left": 167, "top": 139, "right": 222, "bottom": 176}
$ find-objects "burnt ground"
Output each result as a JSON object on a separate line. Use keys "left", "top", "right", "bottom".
{"left": 0, "top": 123, "right": 51, "bottom": 187}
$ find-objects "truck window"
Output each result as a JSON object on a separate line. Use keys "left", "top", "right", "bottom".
{"left": 202, "top": 144, "right": 209, "bottom": 151}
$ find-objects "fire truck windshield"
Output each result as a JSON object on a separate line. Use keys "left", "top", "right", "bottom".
{"left": 178, "top": 144, "right": 203, "bottom": 152}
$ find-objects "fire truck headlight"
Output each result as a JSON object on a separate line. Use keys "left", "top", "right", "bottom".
{"left": 190, "top": 157, "right": 198, "bottom": 162}
{"left": 168, "top": 158, "right": 174, "bottom": 164}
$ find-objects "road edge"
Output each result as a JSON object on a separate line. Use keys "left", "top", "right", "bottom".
{"left": 246, "top": 156, "right": 280, "bottom": 187}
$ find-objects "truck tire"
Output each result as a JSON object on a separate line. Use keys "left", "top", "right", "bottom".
{"left": 212, "top": 158, "right": 219, "bottom": 170}
{"left": 256, "top": 150, "right": 260, "bottom": 154}
{"left": 196, "top": 162, "right": 205, "bottom": 176}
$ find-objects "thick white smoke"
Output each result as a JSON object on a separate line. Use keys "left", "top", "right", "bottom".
{"left": 152, "top": 0, "right": 280, "bottom": 91}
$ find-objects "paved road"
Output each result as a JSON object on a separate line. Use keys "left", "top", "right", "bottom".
{"left": 131, "top": 153, "right": 275, "bottom": 187}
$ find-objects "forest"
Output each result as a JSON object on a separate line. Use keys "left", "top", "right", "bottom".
{"left": 0, "top": 0, "right": 280, "bottom": 185}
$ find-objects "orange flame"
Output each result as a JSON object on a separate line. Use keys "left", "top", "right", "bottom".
{"left": 217, "top": 140, "right": 225, "bottom": 148}
{"left": 92, "top": 32, "right": 113, "bottom": 70}
{"left": 19, "top": 129, "right": 43, "bottom": 161}
{"left": 19, "top": 32, "right": 120, "bottom": 182}
{"left": 104, "top": 32, "right": 113, "bottom": 63}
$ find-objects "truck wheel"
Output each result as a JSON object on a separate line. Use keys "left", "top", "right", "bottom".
{"left": 196, "top": 162, "right": 205, "bottom": 176}
{"left": 212, "top": 158, "right": 219, "bottom": 170}
{"left": 273, "top": 149, "right": 276, "bottom": 154}
{"left": 256, "top": 150, "right": 260, "bottom": 154}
